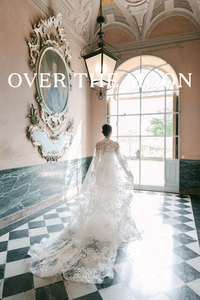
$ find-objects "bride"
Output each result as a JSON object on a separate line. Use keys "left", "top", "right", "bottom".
{"left": 28, "top": 124, "right": 141, "bottom": 284}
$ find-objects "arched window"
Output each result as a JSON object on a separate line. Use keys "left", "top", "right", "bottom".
{"left": 106, "top": 55, "right": 179, "bottom": 192}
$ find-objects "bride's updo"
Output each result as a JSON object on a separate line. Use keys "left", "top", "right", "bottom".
{"left": 102, "top": 124, "right": 112, "bottom": 137}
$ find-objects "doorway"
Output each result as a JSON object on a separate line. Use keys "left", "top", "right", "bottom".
{"left": 106, "top": 56, "right": 179, "bottom": 192}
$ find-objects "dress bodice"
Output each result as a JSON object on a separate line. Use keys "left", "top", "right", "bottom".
{"left": 96, "top": 138, "right": 118, "bottom": 155}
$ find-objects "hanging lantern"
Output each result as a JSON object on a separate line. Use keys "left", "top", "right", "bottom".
{"left": 80, "top": 0, "right": 121, "bottom": 100}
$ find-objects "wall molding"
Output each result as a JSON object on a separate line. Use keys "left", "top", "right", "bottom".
{"left": 180, "top": 188, "right": 200, "bottom": 195}
{"left": 110, "top": 31, "right": 200, "bottom": 54}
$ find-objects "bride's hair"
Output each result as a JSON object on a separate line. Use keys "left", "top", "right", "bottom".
{"left": 102, "top": 124, "right": 112, "bottom": 136}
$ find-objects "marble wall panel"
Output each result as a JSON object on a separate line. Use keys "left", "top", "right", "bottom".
{"left": 0, "top": 157, "right": 92, "bottom": 220}
{"left": 1, "top": 157, "right": 199, "bottom": 224}
{"left": 180, "top": 159, "right": 200, "bottom": 191}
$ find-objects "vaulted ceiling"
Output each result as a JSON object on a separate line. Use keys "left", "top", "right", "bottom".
{"left": 31, "top": 0, "right": 200, "bottom": 51}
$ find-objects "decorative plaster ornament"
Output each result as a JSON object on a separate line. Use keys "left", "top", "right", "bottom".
{"left": 27, "top": 14, "right": 74, "bottom": 162}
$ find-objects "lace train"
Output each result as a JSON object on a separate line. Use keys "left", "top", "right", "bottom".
{"left": 28, "top": 138, "right": 142, "bottom": 284}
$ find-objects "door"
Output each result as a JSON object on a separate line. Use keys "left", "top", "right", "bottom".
{"left": 107, "top": 55, "right": 180, "bottom": 192}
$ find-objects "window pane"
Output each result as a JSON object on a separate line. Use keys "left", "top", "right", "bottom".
{"left": 166, "top": 137, "right": 178, "bottom": 159}
{"left": 166, "top": 114, "right": 172, "bottom": 136}
{"left": 119, "top": 71, "right": 140, "bottom": 94}
{"left": 118, "top": 137, "right": 139, "bottom": 158}
{"left": 166, "top": 93, "right": 173, "bottom": 112}
{"left": 118, "top": 116, "right": 140, "bottom": 136}
{"left": 141, "top": 137, "right": 164, "bottom": 158}
{"left": 141, "top": 114, "right": 164, "bottom": 136}
{"left": 107, "top": 116, "right": 117, "bottom": 136}
{"left": 142, "top": 68, "right": 164, "bottom": 92}
{"left": 128, "top": 159, "right": 139, "bottom": 185}
{"left": 141, "top": 92, "right": 164, "bottom": 113}
{"left": 169, "top": 113, "right": 178, "bottom": 136}
{"left": 118, "top": 96, "right": 140, "bottom": 115}
{"left": 166, "top": 114, "right": 179, "bottom": 136}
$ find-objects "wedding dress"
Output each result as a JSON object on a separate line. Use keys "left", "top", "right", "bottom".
{"left": 28, "top": 138, "right": 141, "bottom": 284}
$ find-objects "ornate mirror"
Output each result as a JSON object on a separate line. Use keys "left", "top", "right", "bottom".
{"left": 27, "top": 14, "right": 74, "bottom": 161}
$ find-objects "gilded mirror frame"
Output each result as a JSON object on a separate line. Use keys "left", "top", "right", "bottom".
{"left": 28, "top": 13, "right": 73, "bottom": 132}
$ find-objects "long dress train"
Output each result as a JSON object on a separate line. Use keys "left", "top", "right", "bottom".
{"left": 28, "top": 138, "right": 141, "bottom": 284}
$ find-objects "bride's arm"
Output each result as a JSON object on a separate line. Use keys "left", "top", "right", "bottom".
{"left": 93, "top": 144, "right": 100, "bottom": 168}
{"left": 115, "top": 143, "right": 133, "bottom": 179}
{"left": 90, "top": 144, "right": 100, "bottom": 178}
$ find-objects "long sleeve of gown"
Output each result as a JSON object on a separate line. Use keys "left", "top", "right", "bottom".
{"left": 115, "top": 143, "right": 133, "bottom": 180}
{"left": 93, "top": 145, "right": 99, "bottom": 170}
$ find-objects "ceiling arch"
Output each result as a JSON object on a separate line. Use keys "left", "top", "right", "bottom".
{"left": 103, "top": 27, "right": 135, "bottom": 45}
{"left": 144, "top": 11, "right": 200, "bottom": 40}
{"left": 147, "top": 14, "right": 199, "bottom": 40}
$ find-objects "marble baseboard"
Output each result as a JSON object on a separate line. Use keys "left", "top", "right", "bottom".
{"left": 179, "top": 188, "right": 200, "bottom": 196}
{"left": 190, "top": 195, "right": 200, "bottom": 243}
{"left": 0, "top": 157, "right": 92, "bottom": 225}
{"left": 180, "top": 159, "right": 200, "bottom": 192}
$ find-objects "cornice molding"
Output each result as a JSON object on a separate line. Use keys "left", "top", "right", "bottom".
{"left": 109, "top": 31, "right": 200, "bottom": 54}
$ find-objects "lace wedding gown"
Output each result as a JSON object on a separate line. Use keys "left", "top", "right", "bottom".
{"left": 28, "top": 138, "right": 141, "bottom": 284}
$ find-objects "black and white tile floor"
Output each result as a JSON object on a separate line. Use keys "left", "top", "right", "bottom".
{"left": 0, "top": 191, "right": 200, "bottom": 300}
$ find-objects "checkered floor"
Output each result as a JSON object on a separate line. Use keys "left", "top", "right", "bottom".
{"left": 0, "top": 191, "right": 200, "bottom": 300}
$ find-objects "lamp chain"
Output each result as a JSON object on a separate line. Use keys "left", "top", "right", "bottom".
{"left": 100, "top": 0, "right": 102, "bottom": 16}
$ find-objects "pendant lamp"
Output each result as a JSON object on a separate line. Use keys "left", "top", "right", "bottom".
{"left": 80, "top": 0, "right": 121, "bottom": 100}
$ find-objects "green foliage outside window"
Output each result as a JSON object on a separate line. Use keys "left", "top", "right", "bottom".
{"left": 147, "top": 114, "right": 173, "bottom": 136}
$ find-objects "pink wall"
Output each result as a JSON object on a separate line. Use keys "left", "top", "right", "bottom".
{"left": 0, "top": 0, "right": 92, "bottom": 170}
{"left": 91, "top": 42, "right": 200, "bottom": 160}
